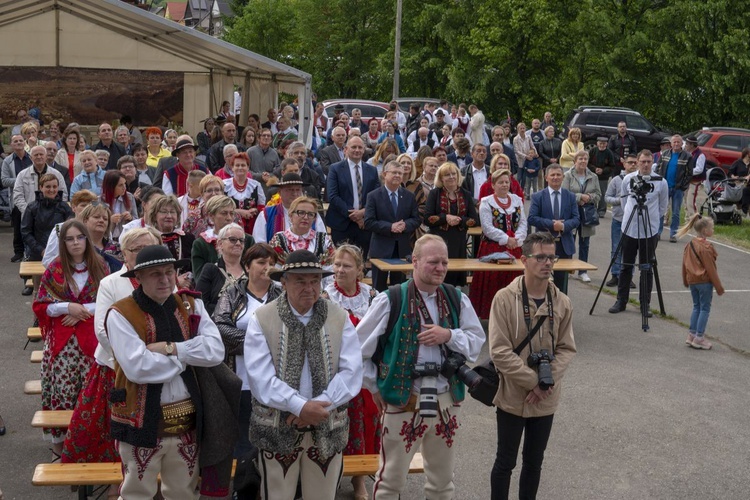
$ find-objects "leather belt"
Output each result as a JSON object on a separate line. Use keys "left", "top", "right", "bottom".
{"left": 157, "top": 399, "right": 196, "bottom": 437}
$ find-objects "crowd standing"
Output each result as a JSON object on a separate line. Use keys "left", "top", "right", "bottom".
{"left": 0, "top": 101, "right": 727, "bottom": 500}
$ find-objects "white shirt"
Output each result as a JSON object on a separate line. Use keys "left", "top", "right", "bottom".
{"left": 235, "top": 291, "right": 269, "bottom": 390}
{"left": 470, "top": 164, "right": 488, "bottom": 200}
{"left": 348, "top": 159, "right": 363, "bottom": 210}
{"left": 45, "top": 264, "right": 96, "bottom": 317}
{"left": 120, "top": 218, "right": 149, "bottom": 239}
{"left": 244, "top": 302, "right": 363, "bottom": 417}
{"left": 94, "top": 267, "right": 134, "bottom": 368}
{"left": 620, "top": 171, "right": 669, "bottom": 239}
{"left": 107, "top": 297, "right": 225, "bottom": 404}
{"left": 252, "top": 205, "right": 326, "bottom": 243}
{"left": 357, "top": 288, "right": 485, "bottom": 396}
{"left": 479, "top": 194, "right": 527, "bottom": 245}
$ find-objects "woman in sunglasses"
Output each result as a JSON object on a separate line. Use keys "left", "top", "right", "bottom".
{"left": 268, "top": 196, "right": 334, "bottom": 286}
{"left": 196, "top": 223, "right": 247, "bottom": 315}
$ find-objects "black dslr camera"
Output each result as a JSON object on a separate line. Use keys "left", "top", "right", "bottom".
{"left": 528, "top": 350, "right": 555, "bottom": 390}
{"left": 441, "top": 351, "right": 483, "bottom": 390}
{"left": 630, "top": 175, "right": 655, "bottom": 204}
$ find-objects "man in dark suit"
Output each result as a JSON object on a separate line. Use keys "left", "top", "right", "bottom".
{"left": 91, "top": 122, "right": 125, "bottom": 171}
{"left": 365, "top": 160, "right": 421, "bottom": 291}
{"left": 206, "top": 122, "right": 245, "bottom": 173}
{"left": 316, "top": 126, "right": 347, "bottom": 176}
{"left": 527, "top": 163, "right": 580, "bottom": 293}
{"left": 461, "top": 143, "right": 490, "bottom": 203}
{"left": 446, "top": 137, "right": 473, "bottom": 169}
{"left": 325, "top": 136, "right": 380, "bottom": 258}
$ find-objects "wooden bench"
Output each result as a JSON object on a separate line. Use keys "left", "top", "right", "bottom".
{"left": 30, "top": 350, "right": 43, "bottom": 363}
{"left": 33, "top": 453, "right": 424, "bottom": 488}
{"left": 28, "top": 327, "right": 41, "bottom": 340}
{"left": 24, "top": 379, "right": 42, "bottom": 395}
{"left": 31, "top": 410, "right": 73, "bottom": 429}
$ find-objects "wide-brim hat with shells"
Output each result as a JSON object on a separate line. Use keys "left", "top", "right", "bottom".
{"left": 268, "top": 249, "right": 334, "bottom": 281}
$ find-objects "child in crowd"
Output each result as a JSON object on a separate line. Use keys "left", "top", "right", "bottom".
{"left": 677, "top": 213, "right": 724, "bottom": 350}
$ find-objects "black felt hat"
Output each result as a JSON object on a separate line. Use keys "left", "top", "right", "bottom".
{"left": 268, "top": 250, "right": 333, "bottom": 281}
{"left": 122, "top": 245, "right": 189, "bottom": 278}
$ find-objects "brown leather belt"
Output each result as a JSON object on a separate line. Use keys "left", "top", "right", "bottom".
{"left": 157, "top": 399, "right": 196, "bottom": 437}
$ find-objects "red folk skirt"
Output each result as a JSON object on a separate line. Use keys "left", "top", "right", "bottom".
{"left": 469, "top": 239, "right": 523, "bottom": 319}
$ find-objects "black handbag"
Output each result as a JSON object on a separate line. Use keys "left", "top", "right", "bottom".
{"left": 468, "top": 316, "right": 548, "bottom": 407}
{"left": 579, "top": 177, "right": 600, "bottom": 227}
{"left": 580, "top": 202, "right": 600, "bottom": 227}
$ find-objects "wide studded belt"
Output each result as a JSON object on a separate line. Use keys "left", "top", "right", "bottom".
{"left": 158, "top": 399, "right": 196, "bottom": 437}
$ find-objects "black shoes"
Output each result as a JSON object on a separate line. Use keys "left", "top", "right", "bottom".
{"left": 606, "top": 276, "right": 619, "bottom": 287}
{"left": 11, "top": 253, "right": 23, "bottom": 263}
{"left": 22, "top": 286, "right": 33, "bottom": 296}
{"left": 0, "top": 414, "right": 6, "bottom": 436}
{"left": 609, "top": 301, "right": 627, "bottom": 314}
{"left": 629, "top": 281, "right": 636, "bottom": 289}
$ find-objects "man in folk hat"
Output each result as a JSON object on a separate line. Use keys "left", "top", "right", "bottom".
{"left": 162, "top": 135, "right": 209, "bottom": 197}
{"left": 245, "top": 250, "right": 363, "bottom": 500}
{"left": 106, "top": 245, "right": 226, "bottom": 499}
{"left": 684, "top": 135, "right": 708, "bottom": 216}
{"left": 252, "top": 172, "right": 325, "bottom": 243}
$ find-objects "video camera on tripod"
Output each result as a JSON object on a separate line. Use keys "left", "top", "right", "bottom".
{"left": 629, "top": 175, "right": 655, "bottom": 203}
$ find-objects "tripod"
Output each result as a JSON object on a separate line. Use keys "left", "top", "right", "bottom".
{"left": 589, "top": 192, "right": 665, "bottom": 331}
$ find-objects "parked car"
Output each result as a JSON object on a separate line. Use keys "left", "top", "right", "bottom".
{"left": 686, "top": 127, "right": 750, "bottom": 170}
{"left": 321, "top": 99, "right": 390, "bottom": 127}
{"left": 560, "top": 106, "right": 671, "bottom": 153}
{"left": 395, "top": 98, "right": 442, "bottom": 114}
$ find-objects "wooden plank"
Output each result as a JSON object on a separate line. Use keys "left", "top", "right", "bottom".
{"left": 24, "top": 379, "right": 41, "bottom": 395}
{"left": 30, "top": 350, "right": 43, "bottom": 363}
{"left": 28, "top": 327, "right": 42, "bottom": 340}
{"left": 31, "top": 410, "right": 73, "bottom": 429}
{"left": 370, "top": 258, "right": 598, "bottom": 273}
{"left": 20, "top": 261, "right": 45, "bottom": 277}
{"left": 32, "top": 453, "right": 424, "bottom": 486}
{"left": 25, "top": 278, "right": 34, "bottom": 287}
{"left": 33, "top": 463, "right": 121, "bottom": 486}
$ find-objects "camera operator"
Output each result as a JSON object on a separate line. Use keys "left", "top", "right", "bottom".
{"left": 357, "top": 234, "right": 485, "bottom": 500}
{"left": 609, "top": 150, "right": 669, "bottom": 314}
{"left": 488, "top": 231, "right": 576, "bottom": 500}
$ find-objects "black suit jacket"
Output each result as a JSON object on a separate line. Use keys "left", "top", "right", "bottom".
{"left": 152, "top": 157, "right": 206, "bottom": 189}
{"left": 316, "top": 144, "right": 345, "bottom": 175}
{"left": 364, "top": 186, "right": 420, "bottom": 259}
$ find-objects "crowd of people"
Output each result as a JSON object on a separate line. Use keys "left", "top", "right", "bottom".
{"left": 0, "top": 101, "right": 730, "bottom": 500}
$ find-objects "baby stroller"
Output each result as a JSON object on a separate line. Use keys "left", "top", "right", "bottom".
{"left": 700, "top": 167, "right": 745, "bottom": 225}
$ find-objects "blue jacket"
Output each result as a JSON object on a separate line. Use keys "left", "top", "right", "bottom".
{"left": 377, "top": 133, "right": 406, "bottom": 153}
{"left": 70, "top": 168, "right": 106, "bottom": 196}
{"left": 325, "top": 159, "right": 380, "bottom": 232}
{"left": 528, "top": 188, "right": 580, "bottom": 257}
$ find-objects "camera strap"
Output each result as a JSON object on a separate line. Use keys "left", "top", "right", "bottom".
{"left": 517, "top": 279, "right": 554, "bottom": 356}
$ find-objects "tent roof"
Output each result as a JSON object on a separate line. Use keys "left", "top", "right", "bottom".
{"left": 0, "top": 0, "right": 310, "bottom": 86}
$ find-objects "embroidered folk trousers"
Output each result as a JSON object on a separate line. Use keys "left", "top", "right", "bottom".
{"left": 373, "top": 392, "right": 461, "bottom": 500}
{"left": 259, "top": 432, "right": 344, "bottom": 500}
{"left": 117, "top": 431, "right": 200, "bottom": 500}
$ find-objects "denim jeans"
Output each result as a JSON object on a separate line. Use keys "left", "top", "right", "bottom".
{"left": 689, "top": 282, "right": 714, "bottom": 336}
{"left": 576, "top": 230, "right": 590, "bottom": 275}
{"left": 610, "top": 218, "right": 623, "bottom": 276}
{"left": 668, "top": 187, "right": 684, "bottom": 236}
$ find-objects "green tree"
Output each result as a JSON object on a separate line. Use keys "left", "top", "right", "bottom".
{"left": 223, "top": 0, "right": 298, "bottom": 65}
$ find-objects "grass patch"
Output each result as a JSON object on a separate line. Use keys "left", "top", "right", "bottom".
{"left": 711, "top": 219, "right": 750, "bottom": 250}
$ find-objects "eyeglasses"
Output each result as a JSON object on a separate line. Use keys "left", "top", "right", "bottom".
{"left": 158, "top": 210, "right": 178, "bottom": 216}
{"left": 526, "top": 253, "right": 559, "bottom": 263}
{"left": 385, "top": 170, "right": 403, "bottom": 176}
{"left": 293, "top": 210, "right": 317, "bottom": 219}
{"left": 222, "top": 236, "right": 244, "bottom": 245}
{"left": 64, "top": 234, "right": 87, "bottom": 243}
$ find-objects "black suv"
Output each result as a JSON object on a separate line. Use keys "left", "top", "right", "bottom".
{"left": 560, "top": 106, "right": 671, "bottom": 153}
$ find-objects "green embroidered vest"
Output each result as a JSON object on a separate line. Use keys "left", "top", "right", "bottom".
{"left": 376, "top": 281, "right": 465, "bottom": 406}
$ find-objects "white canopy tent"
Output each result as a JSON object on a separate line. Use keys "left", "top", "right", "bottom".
{"left": 0, "top": 0, "right": 312, "bottom": 141}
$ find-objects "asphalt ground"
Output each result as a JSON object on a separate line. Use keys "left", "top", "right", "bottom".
{"left": 0, "top": 199, "right": 748, "bottom": 499}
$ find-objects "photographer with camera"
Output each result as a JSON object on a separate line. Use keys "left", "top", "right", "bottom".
{"left": 357, "top": 234, "right": 485, "bottom": 500}
{"left": 487, "top": 231, "right": 577, "bottom": 500}
{"left": 609, "top": 150, "right": 669, "bottom": 314}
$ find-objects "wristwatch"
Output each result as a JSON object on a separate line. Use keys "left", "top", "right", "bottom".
{"left": 165, "top": 342, "right": 174, "bottom": 356}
